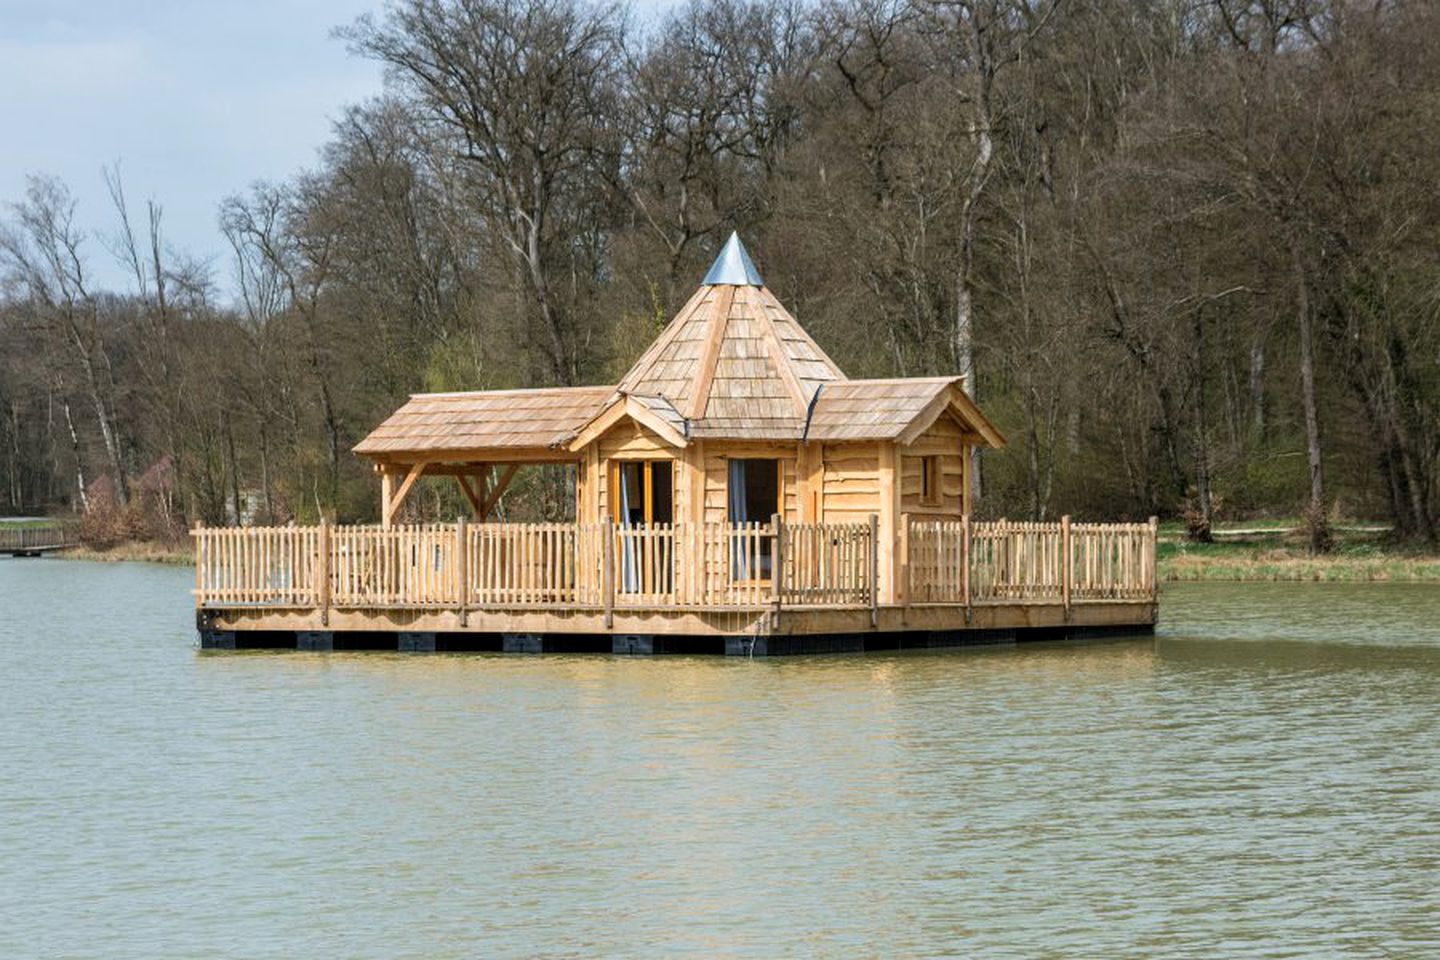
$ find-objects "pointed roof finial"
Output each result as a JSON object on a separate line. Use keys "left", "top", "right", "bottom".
{"left": 702, "top": 231, "right": 764, "bottom": 286}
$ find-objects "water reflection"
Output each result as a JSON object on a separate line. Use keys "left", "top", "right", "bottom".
{"left": 2, "top": 562, "right": 1438, "bottom": 958}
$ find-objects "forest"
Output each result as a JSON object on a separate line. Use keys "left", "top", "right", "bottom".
{"left": 1, "top": 0, "right": 1437, "bottom": 552}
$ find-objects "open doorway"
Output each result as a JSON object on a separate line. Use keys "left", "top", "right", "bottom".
{"left": 610, "top": 460, "right": 675, "bottom": 595}
{"left": 727, "top": 458, "right": 780, "bottom": 579}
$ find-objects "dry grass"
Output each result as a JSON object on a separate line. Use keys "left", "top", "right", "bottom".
{"left": 62, "top": 541, "right": 192, "bottom": 565}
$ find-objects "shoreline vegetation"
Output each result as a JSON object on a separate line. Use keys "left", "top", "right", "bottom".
{"left": 11, "top": 519, "right": 1437, "bottom": 581}
{"left": 59, "top": 541, "right": 192, "bottom": 565}
{"left": 1157, "top": 522, "right": 1440, "bottom": 582}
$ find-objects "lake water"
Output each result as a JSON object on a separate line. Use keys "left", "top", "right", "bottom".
{"left": 1, "top": 560, "right": 1437, "bottom": 958}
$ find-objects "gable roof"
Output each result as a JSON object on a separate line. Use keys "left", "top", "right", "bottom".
{"left": 806, "top": 377, "right": 1005, "bottom": 447}
{"left": 352, "top": 385, "right": 613, "bottom": 457}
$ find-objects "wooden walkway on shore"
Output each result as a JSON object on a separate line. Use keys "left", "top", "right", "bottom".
{"left": 193, "top": 516, "right": 1159, "bottom": 655}
{"left": 0, "top": 525, "right": 80, "bottom": 557}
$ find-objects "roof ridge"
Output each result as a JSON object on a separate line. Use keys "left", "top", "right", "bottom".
{"left": 686, "top": 283, "right": 735, "bottom": 419}
{"left": 413, "top": 384, "right": 616, "bottom": 399}
{"left": 615, "top": 284, "right": 712, "bottom": 395}
{"left": 753, "top": 286, "right": 847, "bottom": 384}
{"left": 831, "top": 375, "right": 963, "bottom": 386}
{"left": 745, "top": 284, "right": 812, "bottom": 418}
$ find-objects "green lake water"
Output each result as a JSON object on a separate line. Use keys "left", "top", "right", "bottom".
{"left": 1, "top": 560, "right": 1437, "bottom": 958}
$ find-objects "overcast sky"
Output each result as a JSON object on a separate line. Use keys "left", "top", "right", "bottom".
{"left": 0, "top": 1, "right": 397, "bottom": 291}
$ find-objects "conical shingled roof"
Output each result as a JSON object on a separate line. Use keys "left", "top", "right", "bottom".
{"left": 616, "top": 233, "right": 846, "bottom": 439}
{"left": 354, "top": 231, "right": 1004, "bottom": 461}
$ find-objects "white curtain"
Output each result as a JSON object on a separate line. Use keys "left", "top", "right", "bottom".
{"left": 728, "top": 460, "right": 749, "bottom": 579}
{"left": 619, "top": 465, "right": 639, "bottom": 592}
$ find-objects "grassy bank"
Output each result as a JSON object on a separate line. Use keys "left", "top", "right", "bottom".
{"left": 0, "top": 518, "right": 66, "bottom": 529}
{"left": 60, "top": 541, "right": 192, "bottom": 565}
{"left": 1158, "top": 521, "right": 1440, "bottom": 582}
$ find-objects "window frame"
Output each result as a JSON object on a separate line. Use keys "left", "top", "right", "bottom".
{"left": 919, "top": 455, "right": 941, "bottom": 507}
{"left": 607, "top": 459, "right": 675, "bottom": 526}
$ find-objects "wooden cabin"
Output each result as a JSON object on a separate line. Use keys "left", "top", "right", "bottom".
{"left": 193, "top": 235, "right": 1157, "bottom": 655}
{"left": 353, "top": 234, "right": 1003, "bottom": 601}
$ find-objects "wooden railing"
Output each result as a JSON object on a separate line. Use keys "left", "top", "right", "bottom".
{"left": 0, "top": 523, "right": 81, "bottom": 554}
{"left": 780, "top": 520, "right": 875, "bottom": 606}
{"left": 193, "top": 515, "right": 1156, "bottom": 613}
{"left": 907, "top": 516, "right": 1157, "bottom": 605}
{"left": 195, "top": 519, "right": 878, "bottom": 611}
{"left": 194, "top": 525, "right": 322, "bottom": 605}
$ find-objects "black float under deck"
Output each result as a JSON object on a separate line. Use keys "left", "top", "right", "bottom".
{"left": 198, "top": 620, "right": 1155, "bottom": 656}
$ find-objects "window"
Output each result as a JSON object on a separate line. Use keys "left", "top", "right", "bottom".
{"left": 727, "top": 459, "right": 780, "bottom": 579}
{"left": 610, "top": 460, "right": 673, "bottom": 525}
{"left": 727, "top": 458, "right": 779, "bottom": 524}
{"left": 920, "top": 455, "right": 940, "bottom": 506}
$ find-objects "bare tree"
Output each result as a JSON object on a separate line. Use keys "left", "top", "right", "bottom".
{"left": 0, "top": 176, "right": 130, "bottom": 506}
{"left": 345, "top": 0, "right": 626, "bottom": 385}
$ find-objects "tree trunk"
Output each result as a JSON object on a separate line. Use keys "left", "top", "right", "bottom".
{"left": 520, "top": 202, "right": 574, "bottom": 387}
{"left": 1249, "top": 330, "right": 1267, "bottom": 437}
{"left": 64, "top": 317, "right": 128, "bottom": 506}
{"left": 225, "top": 417, "right": 243, "bottom": 525}
{"left": 59, "top": 395, "right": 88, "bottom": 513}
{"left": 1291, "top": 240, "right": 1329, "bottom": 553}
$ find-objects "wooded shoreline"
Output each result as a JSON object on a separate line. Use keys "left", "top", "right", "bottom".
{"left": 3, "top": 0, "right": 1438, "bottom": 550}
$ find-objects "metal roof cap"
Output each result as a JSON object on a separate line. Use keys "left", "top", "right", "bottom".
{"left": 701, "top": 231, "right": 764, "bottom": 286}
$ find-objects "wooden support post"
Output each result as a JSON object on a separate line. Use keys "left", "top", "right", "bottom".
{"left": 796, "top": 442, "right": 821, "bottom": 523}
{"left": 381, "top": 463, "right": 426, "bottom": 528}
{"left": 602, "top": 516, "right": 615, "bottom": 629}
{"left": 1148, "top": 515, "right": 1160, "bottom": 597}
{"left": 898, "top": 512, "right": 911, "bottom": 610}
{"left": 1061, "top": 514, "right": 1072, "bottom": 617}
{"left": 456, "top": 514, "right": 469, "bottom": 627}
{"left": 810, "top": 443, "right": 826, "bottom": 524}
{"left": 585, "top": 446, "right": 601, "bottom": 522}
{"left": 771, "top": 512, "right": 784, "bottom": 629}
{"left": 318, "top": 518, "right": 331, "bottom": 627}
{"left": 867, "top": 513, "right": 879, "bottom": 628}
{"left": 685, "top": 442, "right": 706, "bottom": 604}
{"left": 878, "top": 442, "right": 901, "bottom": 604}
{"left": 193, "top": 520, "right": 204, "bottom": 608}
{"left": 386, "top": 463, "right": 426, "bottom": 528}
{"left": 455, "top": 474, "right": 483, "bottom": 517}
{"left": 960, "top": 442, "right": 974, "bottom": 518}
{"left": 687, "top": 441, "right": 707, "bottom": 524}
{"left": 961, "top": 513, "right": 971, "bottom": 613}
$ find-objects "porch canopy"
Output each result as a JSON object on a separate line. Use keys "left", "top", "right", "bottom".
{"left": 353, "top": 233, "right": 1004, "bottom": 525}
{"left": 352, "top": 385, "right": 613, "bottom": 526}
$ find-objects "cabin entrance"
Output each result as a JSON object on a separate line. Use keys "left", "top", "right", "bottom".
{"left": 610, "top": 460, "right": 674, "bottom": 595}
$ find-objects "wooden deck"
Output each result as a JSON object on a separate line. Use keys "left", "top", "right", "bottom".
{"left": 0, "top": 524, "right": 80, "bottom": 557}
{"left": 193, "top": 516, "right": 1158, "bottom": 654}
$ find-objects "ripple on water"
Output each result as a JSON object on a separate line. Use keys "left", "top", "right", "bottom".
{"left": 1, "top": 564, "right": 1438, "bottom": 958}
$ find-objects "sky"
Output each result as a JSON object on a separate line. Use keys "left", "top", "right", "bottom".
{"left": 0, "top": 0, "right": 394, "bottom": 293}
{"left": 1, "top": 1, "right": 679, "bottom": 298}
